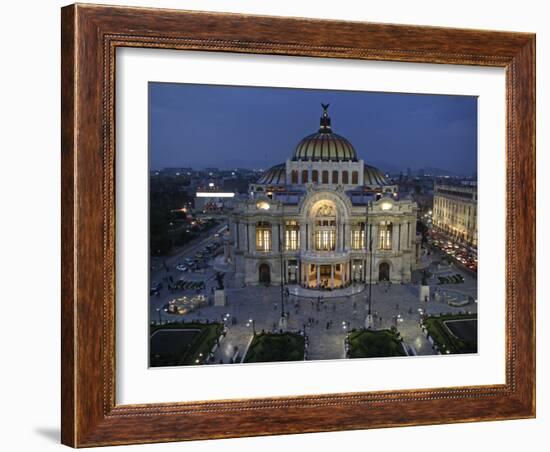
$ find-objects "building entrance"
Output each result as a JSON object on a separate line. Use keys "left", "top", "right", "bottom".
{"left": 259, "top": 263, "right": 271, "bottom": 284}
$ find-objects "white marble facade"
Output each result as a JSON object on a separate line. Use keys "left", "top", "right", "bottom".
{"left": 230, "top": 106, "right": 418, "bottom": 289}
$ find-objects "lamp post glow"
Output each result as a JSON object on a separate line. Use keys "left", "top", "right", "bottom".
{"left": 247, "top": 318, "right": 256, "bottom": 335}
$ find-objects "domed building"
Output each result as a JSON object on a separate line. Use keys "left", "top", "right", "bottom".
{"left": 230, "top": 105, "right": 418, "bottom": 289}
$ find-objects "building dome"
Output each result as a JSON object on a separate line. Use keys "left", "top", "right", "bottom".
{"left": 364, "top": 164, "right": 388, "bottom": 186}
{"left": 292, "top": 104, "right": 358, "bottom": 162}
{"left": 256, "top": 163, "right": 286, "bottom": 185}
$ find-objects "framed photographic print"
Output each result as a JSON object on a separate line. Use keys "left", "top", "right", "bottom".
{"left": 61, "top": 3, "right": 536, "bottom": 447}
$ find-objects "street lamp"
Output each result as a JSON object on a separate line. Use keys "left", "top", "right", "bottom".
{"left": 156, "top": 308, "right": 162, "bottom": 324}
{"left": 221, "top": 313, "right": 230, "bottom": 327}
{"left": 278, "top": 204, "right": 287, "bottom": 331}
{"left": 365, "top": 201, "right": 375, "bottom": 329}
{"left": 246, "top": 318, "right": 256, "bottom": 335}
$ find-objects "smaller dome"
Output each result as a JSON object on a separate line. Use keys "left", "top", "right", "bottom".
{"left": 364, "top": 164, "right": 388, "bottom": 186}
{"left": 257, "top": 163, "right": 286, "bottom": 185}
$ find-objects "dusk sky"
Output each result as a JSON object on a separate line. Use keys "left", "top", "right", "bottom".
{"left": 149, "top": 82, "right": 477, "bottom": 175}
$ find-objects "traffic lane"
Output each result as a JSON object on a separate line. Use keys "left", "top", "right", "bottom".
{"left": 150, "top": 223, "right": 227, "bottom": 271}
{"left": 150, "top": 226, "right": 226, "bottom": 284}
{"left": 428, "top": 244, "right": 477, "bottom": 278}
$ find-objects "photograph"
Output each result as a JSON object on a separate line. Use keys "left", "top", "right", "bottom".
{"left": 148, "top": 83, "right": 479, "bottom": 367}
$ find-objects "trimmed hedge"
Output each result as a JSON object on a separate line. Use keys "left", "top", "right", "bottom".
{"left": 244, "top": 332, "right": 305, "bottom": 363}
{"left": 423, "top": 314, "right": 477, "bottom": 354}
{"left": 347, "top": 329, "right": 405, "bottom": 358}
{"left": 437, "top": 274, "right": 465, "bottom": 285}
{"left": 150, "top": 322, "right": 223, "bottom": 367}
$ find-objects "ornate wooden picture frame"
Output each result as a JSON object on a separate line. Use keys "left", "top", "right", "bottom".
{"left": 61, "top": 3, "right": 535, "bottom": 447}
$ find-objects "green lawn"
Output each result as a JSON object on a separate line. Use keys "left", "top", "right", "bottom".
{"left": 423, "top": 313, "right": 477, "bottom": 354}
{"left": 347, "top": 329, "right": 406, "bottom": 358}
{"left": 150, "top": 322, "right": 223, "bottom": 367}
{"left": 243, "top": 332, "right": 305, "bottom": 363}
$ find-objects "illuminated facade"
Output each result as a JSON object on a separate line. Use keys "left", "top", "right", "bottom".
{"left": 230, "top": 105, "right": 418, "bottom": 288}
{"left": 432, "top": 183, "right": 477, "bottom": 247}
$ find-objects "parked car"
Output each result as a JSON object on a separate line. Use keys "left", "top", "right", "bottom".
{"left": 176, "top": 264, "right": 188, "bottom": 272}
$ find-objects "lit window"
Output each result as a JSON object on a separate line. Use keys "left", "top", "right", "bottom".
{"left": 351, "top": 223, "right": 365, "bottom": 250}
{"left": 378, "top": 221, "right": 393, "bottom": 250}
{"left": 302, "top": 170, "right": 309, "bottom": 183}
{"left": 315, "top": 229, "right": 336, "bottom": 251}
{"left": 256, "top": 222, "right": 272, "bottom": 252}
{"left": 284, "top": 220, "right": 300, "bottom": 250}
{"left": 256, "top": 201, "right": 270, "bottom": 210}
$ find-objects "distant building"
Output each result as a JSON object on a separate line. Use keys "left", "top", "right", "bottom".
{"left": 194, "top": 189, "right": 236, "bottom": 211}
{"left": 432, "top": 183, "right": 477, "bottom": 247}
{"left": 163, "top": 167, "right": 193, "bottom": 176}
{"left": 222, "top": 177, "right": 252, "bottom": 194}
{"left": 230, "top": 105, "right": 418, "bottom": 288}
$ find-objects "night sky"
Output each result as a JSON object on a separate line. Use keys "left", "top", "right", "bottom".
{"left": 149, "top": 82, "right": 477, "bottom": 176}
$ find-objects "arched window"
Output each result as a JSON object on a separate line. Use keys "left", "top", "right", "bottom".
{"left": 301, "top": 170, "right": 309, "bottom": 184}
{"left": 352, "top": 171, "right": 359, "bottom": 185}
{"left": 312, "top": 170, "right": 319, "bottom": 183}
{"left": 256, "top": 221, "right": 272, "bottom": 252}
{"left": 312, "top": 200, "right": 337, "bottom": 252}
{"left": 342, "top": 171, "right": 349, "bottom": 184}
{"left": 332, "top": 170, "right": 339, "bottom": 184}
{"left": 291, "top": 170, "right": 298, "bottom": 184}
{"left": 322, "top": 170, "right": 329, "bottom": 184}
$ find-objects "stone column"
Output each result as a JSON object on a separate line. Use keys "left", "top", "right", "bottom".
{"left": 316, "top": 265, "right": 320, "bottom": 288}
{"left": 331, "top": 265, "right": 334, "bottom": 289}
{"left": 272, "top": 223, "right": 280, "bottom": 253}
{"left": 249, "top": 223, "right": 255, "bottom": 252}
{"left": 392, "top": 221, "right": 399, "bottom": 251}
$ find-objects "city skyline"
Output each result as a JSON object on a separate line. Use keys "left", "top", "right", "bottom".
{"left": 149, "top": 82, "right": 478, "bottom": 176}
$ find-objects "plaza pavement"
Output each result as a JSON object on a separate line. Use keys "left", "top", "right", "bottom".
{"left": 150, "top": 246, "right": 478, "bottom": 363}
